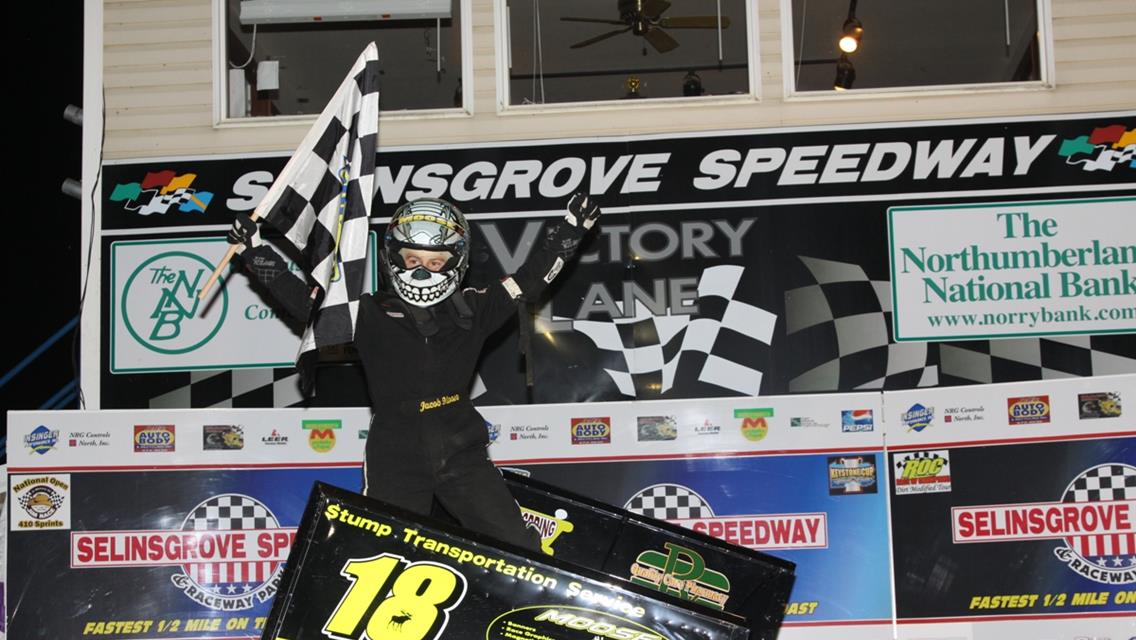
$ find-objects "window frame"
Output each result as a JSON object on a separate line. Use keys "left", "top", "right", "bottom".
{"left": 779, "top": 0, "right": 1055, "bottom": 101}
{"left": 493, "top": 0, "right": 763, "bottom": 114}
{"left": 212, "top": 0, "right": 475, "bottom": 127}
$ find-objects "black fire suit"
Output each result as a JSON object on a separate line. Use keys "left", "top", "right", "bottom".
{"left": 238, "top": 219, "right": 587, "bottom": 551}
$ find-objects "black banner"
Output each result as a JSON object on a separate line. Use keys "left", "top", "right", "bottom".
{"left": 264, "top": 483, "right": 754, "bottom": 639}
{"left": 503, "top": 472, "right": 796, "bottom": 640}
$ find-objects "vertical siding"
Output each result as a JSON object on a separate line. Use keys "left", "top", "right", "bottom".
{"left": 100, "top": 0, "right": 1136, "bottom": 160}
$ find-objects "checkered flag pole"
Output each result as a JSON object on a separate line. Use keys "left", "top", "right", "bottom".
{"left": 201, "top": 43, "right": 380, "bottom": 364}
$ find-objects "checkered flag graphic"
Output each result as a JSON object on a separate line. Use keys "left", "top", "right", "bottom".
{"left": 181, "top": 494, "right": 282, "bottom": 585}
{"left": 571, "top": 265, "right": 776, "bottom": 397}
{"left": 1060, "top": 464, "right": 1136, "bottom": 562}
{"left": 624, "top": 484, "right": 715, "bottom": 521}
{"left": 257, "top": 42, "right": 380, "bottom": 361}
{"left": 939, "top": 335, "right": 1136, "bottom": 386}
{"left": 784, "top": 256, "right": 938, "bottom": 392}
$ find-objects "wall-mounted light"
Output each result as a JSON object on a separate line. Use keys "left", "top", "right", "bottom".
{"left": 834, "top": 54, "right": 855, "bottom": 90}
{"left": 682, "top": 70, "right": 704, "bottom": 96}
{"left": 838, "top": 17, "right": 863, "bottom": 53}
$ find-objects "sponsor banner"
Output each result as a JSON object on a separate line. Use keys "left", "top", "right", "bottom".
{"left": 6, "top": 409, "right": 371, "bottom": 467}
{"left": 890, "top": 436, "right": 1136, "bottom": 620}
{"left": 484, "top": 393, "right": 884, "bottom": 462}
{"left": 108, "top": 236, "right": 376, "bottom": 373}
{"left": 96, "top": 113, "right": 1136, "bottom": 409}
{"left": 889, "top": 197, "right": 1136, "bottom": 341}
{"left": 264, "top": 483, "right": 751, "bottom": 640}
{"left": 882, "top": 375, "right": 1136, "bottom": 448}
{"left": 6, "top": 468, "right": 362, "bottom": 639}
{"left": 505, "top": 453, "right": 891, "bottom": 626}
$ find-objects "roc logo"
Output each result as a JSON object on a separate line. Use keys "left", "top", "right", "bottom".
{"left": 735, "top": 408, "right": 773, "bottom": 442}
{"left": 951, "top": 464, "right": 1136, "bottom": 585}
{"left": 841, "top": 409, "right": 874, "bottom": 432}
{"left": 1007, "top": 395, "right": 1050, "bottom": 425}
{"left": 24, "top": 425, "right": 59, "bottom": 455}
{"left": 629, "top": 542, "right": 731, "bottom": 610}
{"left": 828, "top": 456, "right": 878, "bottom": 495}
{"left": 901, "top": 404, "right": 934, "bottom": 432}
{"left": 893, "top": 450, "right": 952, "bottom": 495}
{"left": 303, "top": 420, "right": 341, "bottom": 453}
{"left": 134, "top": 425, "right": 175, "bottom": 452}
{"left": 1079, "top": 392, "right": 1121, "bottom": 419}
{"left": 109, "top": 169, "right": 214, "bottom": 215}
{"left": 518, "top": 506, "right": 575, "bottom": 556}
{"left": 485, "top": 421, "right": 500, "bottom": 445}
{"left": 120, "top": 250, "right": 228, "bottom": 355}
{"left": 70, "top": 493, "right": 296, "bottom": 611}
{"left": 570, "top": 417, "right": 611, "bottom": 445}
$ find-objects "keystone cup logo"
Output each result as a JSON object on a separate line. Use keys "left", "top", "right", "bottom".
{"left": 121, "top": 251, "right": 228, "bottom": 354}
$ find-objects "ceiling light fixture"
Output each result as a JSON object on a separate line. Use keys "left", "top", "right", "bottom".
{"left": 838, "top": 17, "right": 863, "bottom": 53}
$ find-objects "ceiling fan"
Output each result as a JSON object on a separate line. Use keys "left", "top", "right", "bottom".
{"left": 561, "top": 0, "right": 731, "bottom": 54}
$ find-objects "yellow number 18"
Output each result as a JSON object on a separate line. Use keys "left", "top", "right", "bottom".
{"left": 323, "top": 554, "right": 468, "bottom": 640}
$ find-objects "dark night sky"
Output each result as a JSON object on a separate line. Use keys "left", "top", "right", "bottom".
{"left": 3, "top": 9, "right": 85, "bottom": 440}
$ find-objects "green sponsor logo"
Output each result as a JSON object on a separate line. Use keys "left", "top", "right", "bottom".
{"left": 629, "top": 542, "right": 730, "bottom": 610}
{"left": 121, "top": 251, "right": 227, "bottom": 355}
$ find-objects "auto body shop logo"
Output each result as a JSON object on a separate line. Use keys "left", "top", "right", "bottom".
{"left": 625, "top": 483, "right": 827, "bottom": 552}
{"left": 71, "top": 494, "right": 295, "bottom": 610}
{"left": 952, "top": 464, "right": 1136, "bottom": 584}
{"left": 110, "top": 169, "right": 213, "bottom": 215}
{"left": 120, "top": 250, "right": 227, "bottom": 354}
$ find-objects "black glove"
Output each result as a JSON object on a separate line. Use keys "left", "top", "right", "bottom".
{"left": 564, "top": 192, "right": 601, "bottom": 230}
{"left": 227, "top": 214, "right": 261, "bottom": 254}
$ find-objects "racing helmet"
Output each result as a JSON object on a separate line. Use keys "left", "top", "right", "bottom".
{"left": 382, "top": 198, "right": 470, "bottom": 308}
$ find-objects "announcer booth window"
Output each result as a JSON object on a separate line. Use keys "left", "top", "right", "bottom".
{"left": 499, "top": 0, "right": 755, "bottom": 107}
{"left": 784, "top": 0, "right": 1048, "bottom": 95}
{"left": 222, "top": 0, "right": 468, "bottom": 120}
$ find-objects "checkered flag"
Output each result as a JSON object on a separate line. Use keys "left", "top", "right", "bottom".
{"left": 570, "top": 265, "right": 775, "bottom": 397}
{"left": 939, "top": 335, "right": 1136, "bottom": 385}
{"left": 624, "top": 484, "right": 715, "bottom": 521}
{"left": 256, "top": 42, "right": 380, "bottom": 364}
{"left": 783, "top": 256, "right": 938, "bottom": 392}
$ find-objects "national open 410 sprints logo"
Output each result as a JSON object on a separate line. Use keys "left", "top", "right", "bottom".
{"left": 119, "top": 250, "right": 228, "bottom": 355}
{"left": 70, "top": 494, "right": 296, "bottom": 610}
{"left": 625, "top": 483, "right": 827, "bottom": 555}
{"left": 951, "top": 464, "right": 1136, "bottom": 585}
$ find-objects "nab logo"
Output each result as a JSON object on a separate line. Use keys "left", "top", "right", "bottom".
{"left": 303, "top": 420, "right": 341, "bottom": 453}
{"left": 120, "top": 251, "right": 228, "bottom": 355}
{"left": 109, "top": 169, "right": 214, "bottom": 215}
{"left": 734, "top": 408, "right": 773, "bottom": 442}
